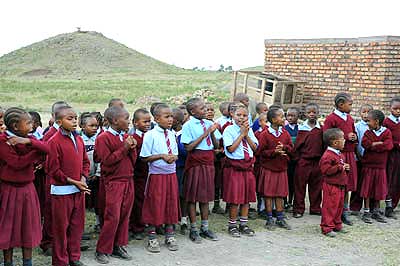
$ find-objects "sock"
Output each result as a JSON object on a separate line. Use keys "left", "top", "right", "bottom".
{"left": 239, "top": 216, "right": 248, "bottom": 226}
{"left": 228, "top": 219, "right": 237, "bottom": 228}
{"left": 276, "top": 211, "right": 284, "bottom": 221}
{"left": 147, "top": 226, "right": 156, "bottom": 240}
{"left": 165, "top": 224, "right": 174, "bottom": 238}
{"left": 23, "top": 259, "right": 32, "bottom": 266}
{"left": 181, "top": 216, "right": 188, "bottom": 225}
{"left": 200, "top": 220, "right": 209, "bottom": 231}
{"left": 386, "top": 199, "right": 393, "bottom": 208}
{"left": 364, "top": 208, "right": 370, "bottom": 213}
{"left": 343, "top": 203, "right": 349, "bottom": 211}
{"left": 267, "top": 212, "right": 273, "bottom": 220}
{"left": 190, "top": 222, "right": 197, "bottom": 231}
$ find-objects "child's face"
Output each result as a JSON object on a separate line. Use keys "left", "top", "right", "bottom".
{"left": 338, "top": 99, "right": 353, "bottom": 113}
{"left": 113, "top": 111, "right": 130, "bottom": 132}
{"left": 221, "top": 106, "right": 229, "bottom": 117}
{"left": 233, "top": 108, "right": 248, "bottom": 126}
{"left": 272, "top": 110, "right": 285, "bottom": 127}
{"left": 0, "top": 112, "right": 5, "bottom": 133}
{"left": 14, "top": 114, "right": 33, "bottom": 137}
{"left": 82, "top": 117, "right": 99, "bottom": 137}
{"left": 305, "top": 107, "right": 318, "bottom": 123}
{"left": 331, "top": 132, "right": 345, "bottom": 151}
{"left": 259, "top": 116, "right": 267, "bottom": 129}
{"left": 391, "top": 101, "right": 400, "bottom": 117}
{"left": 240, "top": 98, "right": 250, "bottom": 107}
{"left": 191, "top": 101, "right": 206, "bottom": 119}
{"left": 257, "top": 105, "right": 268, "bottom": 114}
{"left": 155, "top": 108, "right": 174, "bottom": 130}
{"left": 286, "top": 110, "right": 299, "bottom": 124}
{"left": 181, "top": 109, "right": 189, "bottom": 123}
{"left": 360, "top": 107, "right": 371, "bottom": 122}
{"left": 205, "top": 104, "right": 215, "bottom": 120}
{"left": 111, "top": 100, "right": 125, "bottom": 109}
{"left": 134, "top": 113, "right": 151, "bottom": 133}
{"left": 367, "top": 113, "right": 379, "bottom": 131}
{"left": 59, "top": 109, "right": 78, "bottom": 132}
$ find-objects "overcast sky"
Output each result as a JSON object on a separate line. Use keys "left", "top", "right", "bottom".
{"left": 1, "top": 0, "right": 399, "bottom": 69}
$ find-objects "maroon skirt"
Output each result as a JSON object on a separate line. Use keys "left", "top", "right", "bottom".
{"left": 387, "top": 149, "right": 400, "bottom": 196}
{"left": 184, "top": 165, "right": 215, "bottom": 203}
{"left": 0, "top": 182, "right": 41, "bottom": 249}
{"left": 257, "top": 167, "right": 288, "bottom": 197}
{"left": 142, "top": 174, "right": 180, "bottom": 226}
{"left": 222, "top": 159, "right": 256, "bottom": 204}
{"left": 343, "top": 151, "right": 358, "bottom": 192}
{"left": 360, "top": 167, "right": 387, "bottom": 200}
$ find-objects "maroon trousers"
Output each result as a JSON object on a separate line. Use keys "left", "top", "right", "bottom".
{"left": 293, "top": 159, "right": 322, "bottom": 214}
{"left": 96, "top": 180, "right": 134, "bottom": 254}
{"left": 40, "top": 181, "right": 53, "bottom": 251}
{"left": 320, "top": 182, "right": 344, "bottom": 234}
{"left": 51, "top": 193, "right": 85, "bottom": 266}
{"left": 130, "top": 177, "right": 146, "bottom": 233}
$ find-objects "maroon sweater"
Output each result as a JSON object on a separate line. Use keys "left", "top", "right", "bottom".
{"left": 294, "top": 127, "right": 323, "bottom": 161}
{"left": 42, "top": 126, "right": 58, "bottom": 142}
{"left": 131, "top": 132, "right": 148, "bottom": 180}
{"left": 319, "top": 149, "right": 348, "bottom": 186}
{"left": 47, "top": 130, "right": 90, "bottom": 185}
{"left": 94, "top": 131, "right": 137, "bottom": 182}
{"left": 0, "top": 134, "right": 49, "bottom": 184}
{"left": 323, "top": 113, "right": 357, "bottom": 152}
{"left": 361, "top": 128, "right": 393, "bottom": 168}
{"left": 383, "top": 118, "right": 400, "bottom": 151}
{"left": 257, "top": 128, "right": 293, "bottom": 171}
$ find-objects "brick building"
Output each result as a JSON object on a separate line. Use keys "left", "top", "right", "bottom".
{"left": 264, "top": 36, "right": 400, "bottom": 116}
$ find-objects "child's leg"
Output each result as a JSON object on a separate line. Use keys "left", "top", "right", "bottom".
{"left": 228, "top": 203, "right": 239, "bottom": 228}
{"left": 22, "top": 248, "right": 33, "bottom": 266}
{"left": 199, "top": 202, "right": 209, "bottom": 231}
{"left": 239, "top": 204, "right": 249, "bottom": 227}
{"left": 188, "top": 202, "right": 197, "bottom": 230}
{"left": 3, "top": 248, "right": 13, "bottom": 265}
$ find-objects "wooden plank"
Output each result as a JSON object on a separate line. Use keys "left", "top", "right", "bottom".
{"left": 243, "top": 74, "right": 248, "bottom": 93}
{"left": 259, "top": 78, "right": 266, "bottom": 102}
{"left": 271, "top": 80, "right": 278, "bottom": 104}
{"left": 281, "top": 83, "right": 287, "bottom": 105}
{"left": 231, "top": 71, "right": 238, "bottom": 100}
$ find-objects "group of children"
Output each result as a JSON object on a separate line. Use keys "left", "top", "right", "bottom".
{"left": 1, "top": 92, "right": 400, "bottom": 266}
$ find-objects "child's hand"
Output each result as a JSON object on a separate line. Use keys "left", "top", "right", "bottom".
{"left": 166, "top": 154, "right": 177, "bottom": 164}
{"left": 348, "top": 133, "right": 357, "bottom": 142}
{"left": 240, "top": 124, "right": 249, "bottom": 136}
{"left": 7, "top": 136, "right": 31, "bottom": 146}
{"left": 124, "top": 136, "right": 136, "bottom": 149}
{"left": 274, "top": 142, "right": 285, "bottom": 155}
{"left": 343, "top": 163, "right": 350, "bottom": 171}
{"left": 72, "top": 176, "right": 91, "bottom": 195}
{"left": 87, "top": 175, "right": 97, "bottom": 181}
{"left": 207, "top": 123, "right": 219, "bottom": 134}
{"left": 372, "top": 141, "right": 384, "bottom": 147}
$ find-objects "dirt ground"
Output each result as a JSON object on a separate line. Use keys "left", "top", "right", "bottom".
{"left": 3, "top": 205, "right": 400, "bottom": 266}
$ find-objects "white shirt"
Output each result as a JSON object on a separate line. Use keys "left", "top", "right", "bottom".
{"left": 223, "top": 122, "right": 258, "bottom": 159}
{"left": 355, "top": 120, "right": 369, "bottom": 157}
{"left": 298, "top": 120, "right": 321, "bottom": 132}
{"left": 373, "top": 126, "right": 387, "bottom": 137}
{"left": 334, "top": 109, "right": 348, "bottom": 121}
{"left": 268, "top": 126, "right": 283, "bottom": 137}
{"left": 388, "top": 114, "right": 400, "bottom": 124}
{"left": 327, "top": 146, "right": 341, "bottom": 155}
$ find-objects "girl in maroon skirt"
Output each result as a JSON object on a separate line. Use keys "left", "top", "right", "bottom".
{"left": 181, "top": 98, "right": 222, "bottom": 243}
{"left": 222, "top": 105, "right": 258, "bottom": 237}
{"left": 257, "top": 107, "right": 293, "bottom": 230}
{"left": 323, "top": 92, "right": 357, "bottom": 226}
{"left": 0, "top": 107, "right": 49, "bottom": 266}
{"left": 360, "top": 110, "right": 393, "bottom": 224}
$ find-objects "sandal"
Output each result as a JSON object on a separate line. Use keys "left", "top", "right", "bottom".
{"left": 228, "top": 226, "right": 241, "bottom": 237}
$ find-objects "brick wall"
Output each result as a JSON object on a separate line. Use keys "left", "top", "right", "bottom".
{"left": 264, "top": 36, "right": 400, "bottom": 116}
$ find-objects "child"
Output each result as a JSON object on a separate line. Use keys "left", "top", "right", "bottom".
{"left": 254, "top": 112, "right": 268, "bottom": 216}
{"left": 0, "top": 107, "right": 5, "bottom": 133}
{"left": 129, "top": 108, "right": 151, "bottom": 240}
{"left": 350, "top": 104, "right": 373, "bottom": 214}
{"left": 215, "top": 101, "right": 231, "bottom": 132}
{"left": 383, "top": 96, "right": 400, "bottom": 218}
{"left": 94, "top": 106, "right": 137, "bottom": 264}
{"left": 360, "top": 110, "right": 393, "bottom": 223}
{"left": 47, "top": 106, "right": 90, "bottom": 266}
{"left": 293, "top": 103, "right": 323, "bottom": 218}
{"left": 205, "top": 102, "right": 215, "bottom": 121}
{"left": 80, "top": 113, "right": 101, "bottom": 232}
{"left": 284, "top": 107, "right": 299, "bottom": 209}
{"left": 257, "top": 108, "right": 293, "bottom": 230}
{"left": 108, "top": 98, "right": 125, "bottom": 108}
{"left": 252, "top": 102, "right": 268, "bottom": 132}
{"left": 177, "top": 105, "right": 190, "bottom": 124}
{"left": 223, "top": 105, "right": 258, "bottom": 237}
{"left": 0, "top": 107, "right": 49, "bottom": 266}
{"left": 323, "top": 92, "right": 357, "bottom": 226}
{"left": 181, "top": 98, "right": 222, "bottom": 243}
{"left": 320, "top": 128, "right": 349, "bottom": 237}
{"left": 28, "top": 111, "right": 43, "bottom": 140}
{"left": 140, "top": 104, "right": 180, "bottom": 253}
{"left": 233, "top": 93, "right": 253, "bottom": 126}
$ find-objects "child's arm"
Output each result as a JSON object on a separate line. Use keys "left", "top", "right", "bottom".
{"left": 320, "top": 156, "right": 344, "bottom": 176}
{"left": 0, "top": 139, "right": 43, "bottom": 171}
{"left": 184, "top": 123, "right": 219, "bottom": 152}
{"left": 256, "top": 132, "right": 279, "bottom": 158}
{"left": 94, "top": 136, "right": 133, "bottom": 167}
{"left": 370, "top": 131, "right": 394, "bottom": 152}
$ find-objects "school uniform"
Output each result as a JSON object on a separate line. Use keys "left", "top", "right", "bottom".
{"left": 95, "top": 128, "right": 136, "bottom": 255}
{"left": 129, "top": 129, "right": 149, "bottom": 234}
{"left": 257, "top": 126, "right": 293, "bottom": 198}
{"left": 222, "top": 123, "right": 257, "bottom": 204}
{"left": 216, "top": 115, "right": 230, "bottom": 132}
{"left": 285, "top": 123, "right": 298, "bottom": 204}
{"left": 319, "top": 147, "right": 348, "bottom": 234}
{"left": 47, "top": 129, "right": 90, "bottom": 266}
{"left": 293, "top": 121, "right": 323, "bottom": 214}
{"left": 360, "top": 127, "right": 393, "bottom": 200}
{"left": 323, "top": 110, "right": 358, "bottom": 192}
{"left": 383, "top": 115, "right": 400, "bottom": 207}
{"left": 181, "top": 117, "right": 222, "bottom": 203}
{"left": 176, "top": 130, "right": 187, "bottom": 197}
{"left": 30, "top": 131, "right": 47, "bottom": 217}
{"left": 140, "top": 125, "right": 180, "bottom": 226}
{"left": 0, "top": 131, "right": 49, "bottom": 249}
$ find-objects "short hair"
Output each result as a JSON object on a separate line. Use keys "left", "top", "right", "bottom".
{"left": 334, "top": 92, "right": 352, "bottom": 107}
{"left": 287, "top": 107, "right": 300, "bottom": 115}
{"left": 28, "top": 111, "right": 42, "bottom": 127}
{"left": 233, "top": 93, "right": 249, "bottom": 102}
{"left": 186, "top": 98, "right": 202, "bottom": 116}
{"left": 219, "top": 101, "right": 230, "bottom": 113}
{"left": 255, "top": 102, "right": 268, "bottom": 113}
{"left": 234, "top": 105, "right": 249, "bottom": 115}
{"left": 172, "top": 108, "right": 184, "bottom": 123}
{"left": 258, "top": 112, "right": 267, "bottom": 121}
{"left": 104, "top": 106, "right": 128, "bottom": 124}
{"left": 390, "top": 96, "right": 400, "bottom": 106}
{"left": 4, "top": 107, "right": 29, "bottom": 130}
{"left": 369, "top": 109, "right": 385, "bottom": 125}
{"left": 133, "top": 108, "right": 150, "bottom": 122}
{"left": 359, "top": 104, "right": 373, "bottom": 112}
{"left": 323, "top": 128, "right": 344, "bottom": 146}
{"left": 267, "top": 108, "right": 283, "bottom": 123}
{"left": 150, "top": 102, "right": 164, "bottom": 116}
{"left": 55, "top": 106, "right": 74, "bottom": 120}
{"left": 80, "top": 112, "right": 97, "bottom": 127}
{"left": 108, "top": 98, "right": 123, "bottom": 108}
{"left": 305, "top": 103, "right": 320, "bottom": 112}
{"left": 153, "top": 103, "right": 170, "bottom": 117}
{"left": 228, "top": 102, "right": 242, "bottom": 116}
{"left": 51, "top": 101, "right": 68, "bottom": 114}
{"left": 269, "top": 103, "right": 283, "bottom": 110}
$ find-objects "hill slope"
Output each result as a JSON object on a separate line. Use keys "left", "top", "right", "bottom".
{"left": 0, "top": 31, "right": 181, "bottom": 78}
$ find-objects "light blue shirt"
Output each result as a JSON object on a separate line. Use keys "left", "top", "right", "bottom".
{"left": 355, "top": 120, "right": 369, "bottom": 157}
{"left": 140, "top": 125, "right": 178, "bottom": 174}
{"left": 298, "top": 120, "right": 321, "bottom": 132}
{"left": 107, "top": 127, "right": 124, "bottom": 141}
{"left": 181, "top": 116, "right": 222, "bottom": 150}
{"left": 248, "top": 113, "right": 253, "bottom": 127}
{"left": 268, "top": 126, "right": 283, "bottom": 137}
{"left": 334, "top": 109, "right": 348, "bottom": 121}
{"left": 388, "top": 114, "right": 400, "bottom": 124}
{"left": 223, "top": 122, "right": 258, "bottom": 159}
{"left": 327, "top": 146, "right": 341, "bottom": 155}
{"left": 53, "top": 123, "right": 60, "bottom": 130}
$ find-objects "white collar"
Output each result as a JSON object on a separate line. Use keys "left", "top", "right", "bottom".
{"left": 327, "top": 146, "right": 341, "bottom": 155}
{"left": 107, "top": 127, "right": 124, "bottom": 136}
{"left": 53, "top": 123, "right": 60, "bottom": 130}
{"left": 268, "top": 126, "right": 283, "bottom": 136}
{"left": 6, "top": 130, "right": 17, "bottom": 137}
{"left": 389, "top": 114, "right": 400, "bottom": 124}
{"left": 334, "top": 109, "right": 348, "bottom": 121}
{"left": 299, "top": 120, "right": 321, "bottom": 131}
{"left": 373, "top": 126, "right": 386, "bottom": 136}
{"left": 135, "top": 129, "right": 144, "bottom": 137}
{"left": 287, "top": 124, "right": 297, "bottom": 130}
{"left": 81, "top": 132, "right": 96, "bottom": 141}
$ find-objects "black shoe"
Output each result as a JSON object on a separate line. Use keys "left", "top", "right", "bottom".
{"left": 95, "top": 252, "right": 109, "bottom": 264}
{"left": 70, "top": 261, "right": 86, "bottom": 266}
{"left": 309, "top": 211, "right": 321, "bottom": 216}
{"left": 239, "top": 225, "right": 255, "bottom": 236}
{"left": 200, "top": 229, "right": 219, "bottom": 241}
{"left": 131, "top": 231, "right": 145, "bottom": 240}
{"left": 258, "top": 211, "right": 268, "bottom": 219}
{"left": 156, "top": 226, "right": 165, "bottom": 235}
{"left": 385, "top": 207, "right": 397, "bottom": 219}
{"left": 362, "top": 212, "right": 373, "bottom": 224}
{"left": 293, "top": 212, "right": 303, "bottom": 218}
{"left": 180, "top": 223, "right": 188, "bottom": 235}
{"left": 80, "top": 243, "right": 90, "bottom": 251}
{"left": 81, "top": 232, "right": 91, "bottom": 241}
{"left": 372, "top": 210, "right": 387, "bottom": 223}
{"left": 248, "top": 211, "right": 258, "bottom": 220}
{"left": 265, "top": 217, "right": 275, "bottom": 230}
{"left": 341, "top": 212, "right": 353, "bottom": 226}
{"left": 212, "top": 205, "right": 225, "bottom": 215}
{"left": 94, "top": 224, "right": 101, "bottom": 234}
{"left": 276, "top": 218, "right": 291, "bottom": 230}
{"left": 111, "top": 246, "right": 132, "bottom": 261}
{"left": 189, "top": 230, "right": 202, "bottom": 244}
{"left": 228, "top": 226, "right": 241, "bottom": 237}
